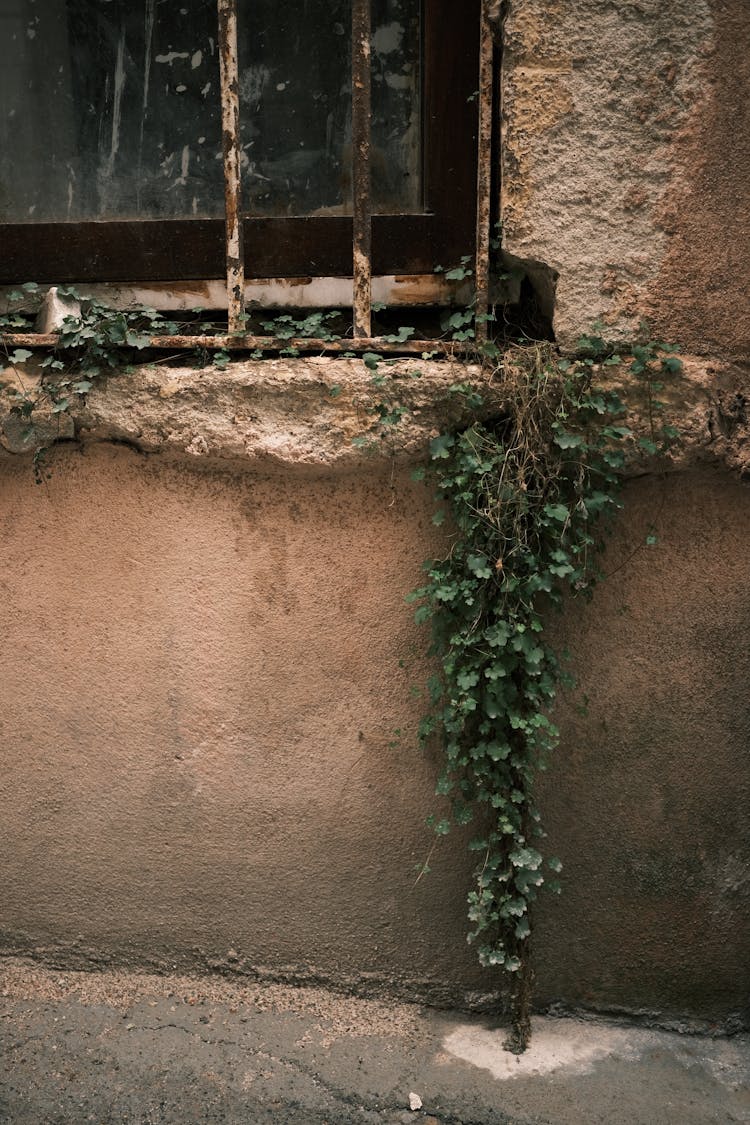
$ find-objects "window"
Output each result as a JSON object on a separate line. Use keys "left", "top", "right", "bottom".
{"left": 0, "top": 0, "right": 481, "bottom": 285}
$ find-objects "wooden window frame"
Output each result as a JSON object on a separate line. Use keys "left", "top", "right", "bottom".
{"left": 0, "top": 0, "right": 480, "bottom": 285}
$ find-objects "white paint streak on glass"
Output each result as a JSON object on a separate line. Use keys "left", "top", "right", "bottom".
{"left": 137, "top": 0, "right": 156, "bottom": 208}
{"left": 155, "top": 51, "right": 190, "bottom": 65}
{"left": 372, "top": 22, "right": 403, "bottom": 56}
{"left": 100, "top": 25, "right": 127, "bottom": 204}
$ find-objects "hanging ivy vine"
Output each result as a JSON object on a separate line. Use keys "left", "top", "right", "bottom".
{"left": 403, "top": 336, "right": 681, "bottom": 1051}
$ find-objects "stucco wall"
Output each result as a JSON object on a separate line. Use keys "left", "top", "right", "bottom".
{"left": 0, "top": 447, "right": 488, "bottom": 1004}
{"left": 536, "top": 469, "right": 750, "bottom": 1023}
{"left": 0, "top": 448, "right": 748, "bottom": 1023}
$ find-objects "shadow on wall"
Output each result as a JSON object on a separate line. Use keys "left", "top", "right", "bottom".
{"left": 535, "top": 468, "right": 750, "bottom": 1027}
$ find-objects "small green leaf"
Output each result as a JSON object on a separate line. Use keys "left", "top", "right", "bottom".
{"left": 514, "top": 917, "right": 531, "bottom": 940}
{"left": 125, "top": 329, "right": 151, "bottom": 349}
{"left": 553, "top": 431, "right": 583, "bottom": 449}
{"left": 467, "top": 554, "right": 492, "bottom": 579}
{"left": 430, "top": 433, "right": 455, "bottom": 459}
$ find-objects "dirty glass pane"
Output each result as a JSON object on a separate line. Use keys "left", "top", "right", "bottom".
{"left": 239, "top": 0, "right": 421, "bottom": 215}
{"left": 0, "top": 0, "right": 224, "bottom": 222}
{"left": 0, "top": 0, "right": 421, "bottom": 224}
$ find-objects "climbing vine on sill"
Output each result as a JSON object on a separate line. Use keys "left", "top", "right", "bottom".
{"left": 0, "top": 285, "right": 358, "bottom": 480}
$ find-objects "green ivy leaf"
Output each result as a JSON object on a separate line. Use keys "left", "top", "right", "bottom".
{"left": 467, "top": 554, "right": 492, "bottom": 579}
{"left": 553, "top": 431, "right": 584, "bottom": 449}
{"left": 543, "top": 503, "right": 569, "bottom": 523}
{"left": 430, "top": 433, "right": 455, "bottom": 459}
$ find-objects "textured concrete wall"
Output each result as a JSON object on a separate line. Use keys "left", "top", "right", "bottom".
{"left": 496, "top": 0, "right": 750, "bottom": 1021}
{"left": 502, "top": 0, "right": 750, "bottom": 361}
{"left": 536, "top": 470, "right": 750, "bottom": 1024}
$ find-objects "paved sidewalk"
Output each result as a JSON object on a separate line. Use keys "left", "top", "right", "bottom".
{"left": 1, "top": 959, "right": 748, "bottom": 1124}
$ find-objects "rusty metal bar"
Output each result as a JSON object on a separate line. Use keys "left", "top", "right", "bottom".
{"left": 474, "top": 0, "right": 495, "bottom": 346}
{"left": 218, "top": 0, "right": 245, "bottom": 334}
{"left": 1, "top": 333, "right": 468, "bottom": 356}
{"left": 352, "top": 0, "right": 372, "bottom": 339}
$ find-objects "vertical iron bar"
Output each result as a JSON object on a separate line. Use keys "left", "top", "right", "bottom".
{"left": 218, "top": 0, "right": 245, "bottom": 334}
{"left": 474, "top": 0, "right": 494, "bottom": 346}
{"left": 352, "top": 0, "right": 372, "bottom": 338}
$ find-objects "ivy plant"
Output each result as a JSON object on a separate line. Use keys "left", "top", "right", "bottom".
{"left": 406, "top": 334, "right": 681, "bottom": 1051}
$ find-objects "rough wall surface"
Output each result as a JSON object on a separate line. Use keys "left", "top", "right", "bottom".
{"left": 502, "top": 0, "right": 750, "bottom": 360}
{"left": 0, "top": 446, "right": 489, "bottom": 1006}
{"left": 4, "top": 353, "right": 750, "bottom": 478}
{"left": 536, "top": 469, "right": 750, "bottom": 1024}
{"left": 0, "top": 449, "right": 748, "bottom": 1022}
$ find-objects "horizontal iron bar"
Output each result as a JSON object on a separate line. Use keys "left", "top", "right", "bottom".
{"left": 1, "top": 333, "right": 469, "bottom": 356}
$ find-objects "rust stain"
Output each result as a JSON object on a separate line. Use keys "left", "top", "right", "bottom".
{"left": 474, "top": 0, "right": 495, "bottom": 344}
{"left": 217, "top": 0, "right": 245, "bottom": 334}
{"left": 352, "top": 0, "right": 372, "bottom": 338}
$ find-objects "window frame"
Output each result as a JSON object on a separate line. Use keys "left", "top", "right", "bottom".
{"left": 0, "top": 0, "right": 480, "bottom": 285}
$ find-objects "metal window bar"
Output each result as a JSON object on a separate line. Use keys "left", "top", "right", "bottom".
{"left": 352, "top": 0, "right": 372, "bottom": 340}
{"left": 474, "top": 0, "right": 494, "bottom": 348}
{"left": 218, "top": 0, "right": 245, "bottom": 336}
{"left": 1, "top": 1, "right": 494, "bottom": 356}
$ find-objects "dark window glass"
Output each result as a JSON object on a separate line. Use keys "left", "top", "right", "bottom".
{"left": 0, "top": 0, "right": 420, "bottom": 223}
{"left": 239, "top": 0, "right": 420, "bottom": 216}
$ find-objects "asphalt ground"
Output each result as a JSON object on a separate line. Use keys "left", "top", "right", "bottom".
{"left": 1, "top": 959, "right": 748, "bottom": 1125}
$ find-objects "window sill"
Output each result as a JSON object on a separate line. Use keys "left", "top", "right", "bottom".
{"left": 0, "top": 355, "right": 486, "bottom": 472}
